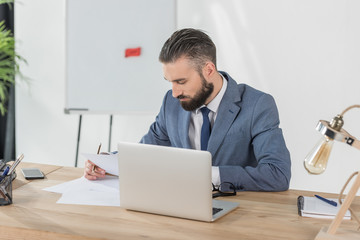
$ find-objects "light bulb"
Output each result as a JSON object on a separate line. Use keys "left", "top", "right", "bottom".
{"left": 304, "top": 136, "right": 334, "bottom": 174}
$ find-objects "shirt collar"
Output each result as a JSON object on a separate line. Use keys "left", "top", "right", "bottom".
{"left": 195, "top": 73, "right": 227, "bottom": 114}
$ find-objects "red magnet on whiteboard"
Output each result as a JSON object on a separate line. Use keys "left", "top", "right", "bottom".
{"left": 125, "top": 47, "right": 141, "bottom": 57}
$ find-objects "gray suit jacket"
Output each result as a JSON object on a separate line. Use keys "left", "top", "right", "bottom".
{"left": 141, "top": 71, "right": 291, "bottom": 191}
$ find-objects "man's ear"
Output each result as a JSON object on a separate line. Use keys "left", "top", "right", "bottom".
{"left": 202, "top": 61, "right": 216, "bottom": 78}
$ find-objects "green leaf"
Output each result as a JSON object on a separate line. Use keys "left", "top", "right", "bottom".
{"left": 0, "top": 3, "right": 27, "bottom": 115}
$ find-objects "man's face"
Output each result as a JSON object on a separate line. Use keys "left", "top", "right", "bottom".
{"left": 162, "top": 57, "right": 214, "bottom": 111}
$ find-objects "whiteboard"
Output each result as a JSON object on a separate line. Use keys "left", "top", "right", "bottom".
{"left": 65, "top": 0, "right": 176, "bottom": 114}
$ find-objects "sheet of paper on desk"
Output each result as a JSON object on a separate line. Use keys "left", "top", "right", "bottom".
{"left": 81, "top": 152, "right": 119, "bottom": 176}
{"left": 57, "top": 188, "right": 120, "bottom": 206}
{"left": 43, "top": 176, "right": 120, "bottom": 206}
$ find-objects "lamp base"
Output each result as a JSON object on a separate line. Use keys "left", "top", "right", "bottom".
{"left": 315, "top": 227, "right": 360, "bottom": 240}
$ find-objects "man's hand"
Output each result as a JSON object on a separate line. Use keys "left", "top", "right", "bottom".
{"left": 84, "top": 159, "right": 106, "bottom": 180}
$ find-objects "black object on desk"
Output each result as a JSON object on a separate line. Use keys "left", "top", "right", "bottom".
{"left": 0, "top": 163, "right": 15, "bottom": 206}
{"left": 21, "top": 168, "right": 44, "bottom": 180}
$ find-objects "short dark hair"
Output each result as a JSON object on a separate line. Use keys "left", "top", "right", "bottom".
{"left": 159, "top": 28, "right": 217, "bottom": 72}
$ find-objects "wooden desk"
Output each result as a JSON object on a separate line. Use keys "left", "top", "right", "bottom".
{"left": 0, "top": 162, "right": 359, "bottom": 240}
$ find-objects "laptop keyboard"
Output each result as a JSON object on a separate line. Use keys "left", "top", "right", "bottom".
{"left": 212, "top": 207, "right": 223, "bottom": 215}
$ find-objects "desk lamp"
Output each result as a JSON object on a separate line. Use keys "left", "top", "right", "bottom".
{"left": 304, "top": 104, "right": 360, "bottom": 240}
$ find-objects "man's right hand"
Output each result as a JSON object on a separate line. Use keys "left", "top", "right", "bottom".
{"left": 84, "top": 159, "right": 106, "bottom": 180}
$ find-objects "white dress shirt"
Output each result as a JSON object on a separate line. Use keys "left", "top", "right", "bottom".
{"left": 188, "top": 74, "right": 227, "bottom": 186}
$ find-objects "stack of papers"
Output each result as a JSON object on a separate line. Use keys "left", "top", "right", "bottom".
{"left": 43, "top": 153, "right": 120, "bottom": 206}
{"left": 297, "top": 196, "right": 351, "bottom": 219}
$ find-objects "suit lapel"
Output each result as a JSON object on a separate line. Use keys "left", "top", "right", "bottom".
{"left": 208, "top": 73, "right": 242, "bottom": 156}
{"left": 178, "top": 108, "right": 191, "bottom": 148}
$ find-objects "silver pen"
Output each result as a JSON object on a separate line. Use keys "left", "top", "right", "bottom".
{"left": 8, "top": 154, "right": 24, "bottom": 175}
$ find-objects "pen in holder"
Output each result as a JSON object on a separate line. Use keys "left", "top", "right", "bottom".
{"left": 0, "top": 165, "right": 16, "bottom": 206}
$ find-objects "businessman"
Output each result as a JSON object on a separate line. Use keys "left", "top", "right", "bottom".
{"left": 85, "top": 28, "right": 291, "bottom": 191}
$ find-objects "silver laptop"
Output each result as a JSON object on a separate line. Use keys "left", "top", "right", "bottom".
{"left": 118, "top": 142, "right": 238, "bottom": 222}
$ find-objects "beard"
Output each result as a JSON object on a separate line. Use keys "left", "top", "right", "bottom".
{"left": 178, "top": 74, "right": 214, "bottom": 111}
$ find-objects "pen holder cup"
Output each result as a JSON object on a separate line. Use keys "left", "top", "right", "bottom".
{"left": 0, "top": 170, "right": 14, "bottom": 206}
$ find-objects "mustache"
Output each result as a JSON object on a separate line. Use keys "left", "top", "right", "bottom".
{"left": 177, "top": 95, "right": 190, "bottom": 100}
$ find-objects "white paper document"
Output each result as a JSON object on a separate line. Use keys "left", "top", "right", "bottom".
{"left": 81, "top": 152, "right": 119, "bottom": 176}
{"left": 43, "top": 176, "right": 120, "bottom": 206}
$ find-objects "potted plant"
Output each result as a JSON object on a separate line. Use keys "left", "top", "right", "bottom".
{"left": 0, "top": 0, "right": 25, "bottom": 115}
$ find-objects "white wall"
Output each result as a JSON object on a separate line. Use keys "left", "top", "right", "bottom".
{"left": 15, "top": 0, "right": 360, "bottom": 194}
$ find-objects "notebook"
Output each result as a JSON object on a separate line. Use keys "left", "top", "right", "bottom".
{"left": 118, "top": 142, "right": 239, "bottom": 222}
{"left": 297, "top": 195, "right": 351, "bottom": 219}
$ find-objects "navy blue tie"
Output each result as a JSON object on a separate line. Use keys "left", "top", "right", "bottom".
{"left": 201, "top": 107, "right": 211, "bottom": 151}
